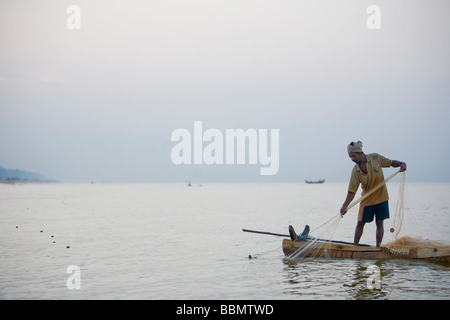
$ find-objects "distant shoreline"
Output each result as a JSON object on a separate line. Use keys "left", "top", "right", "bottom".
{"left": 0, "top": 179, "right": 58, "bottom": 185}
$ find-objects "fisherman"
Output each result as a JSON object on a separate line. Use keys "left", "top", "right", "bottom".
{"left": 340, "top": 141, "right": 407, "bottom": 247}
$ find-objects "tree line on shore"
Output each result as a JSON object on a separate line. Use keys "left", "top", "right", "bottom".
{"left": 0, "top": 166, "right": 45, "bottom": 182}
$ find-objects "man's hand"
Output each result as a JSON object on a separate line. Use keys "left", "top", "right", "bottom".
{"left": 392, "top": 160, "right": 407, "bottom": 172}
{"left": 399, "top": 162, "right": 407, "bottom": 172}
{"left": 340, "top": 192, "right": 355, "bottom": 217}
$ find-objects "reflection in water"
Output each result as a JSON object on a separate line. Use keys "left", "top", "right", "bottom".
{"left": 341, "top": 260, "right": 388, "bottom": 300}
{"left": 1, "top": 183, "right": 450, "bottom": 299}
{"left": 282, "top": 257, "right": 450, "bottom": 300}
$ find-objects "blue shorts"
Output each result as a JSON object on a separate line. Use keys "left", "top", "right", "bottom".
{"left": 360, "top": 201, "right": 390, "bottom": 223}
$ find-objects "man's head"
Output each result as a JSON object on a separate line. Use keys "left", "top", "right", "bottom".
{"left": 347, "top": 141, "right": 364, "bottom": 164}
{"left": 347, "top": 141, "right": 363, "bottom": 153}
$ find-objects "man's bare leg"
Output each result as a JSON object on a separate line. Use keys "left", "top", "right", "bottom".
{"left": 376, "top": 220, "right": 384, "bottom": 247}
{"left": 354, "top": 221, "right": 365, "bottom": 245}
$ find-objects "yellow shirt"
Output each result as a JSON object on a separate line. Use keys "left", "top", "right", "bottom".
{"left": 348, "top": 153, "right": 392, "bottom": 207}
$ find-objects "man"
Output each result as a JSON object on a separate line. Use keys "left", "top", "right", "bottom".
{"left": 340, "top": 141, "right": 406, "bottom": 247}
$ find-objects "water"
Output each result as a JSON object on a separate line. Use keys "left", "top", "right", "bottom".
{"left": 1, "top": 182, "right": 450, "bottom": 300}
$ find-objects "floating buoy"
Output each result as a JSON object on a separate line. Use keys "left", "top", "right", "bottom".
{"left": 390, "top": 228, "right": 395, "bottom": 233}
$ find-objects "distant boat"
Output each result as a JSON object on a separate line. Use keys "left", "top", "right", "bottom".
{"left": 305, "top": 179, "right": 325, "bottom": 184}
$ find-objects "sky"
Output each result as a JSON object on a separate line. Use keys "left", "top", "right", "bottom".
{"left": 1, "top": 0, "right": 449, "bottom": 183}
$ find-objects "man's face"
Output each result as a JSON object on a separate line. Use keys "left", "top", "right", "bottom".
{"left": 348, "top": 152, "right": 363, "bottom": 164}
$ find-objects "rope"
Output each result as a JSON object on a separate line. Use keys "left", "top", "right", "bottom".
{"left": 345, "top": 170, "right": 401, "bottom": 212}
{"left": 288, "top": 170, "right": 405, "bottom": 260}
{"left": 310, "top": 170, "right": 401, "bottom": 235}
{"left": 310, "top": 213, "right": 342, "bottom": 234}
{"left": 392, "top": 171, "right": 406, "bottom": 239}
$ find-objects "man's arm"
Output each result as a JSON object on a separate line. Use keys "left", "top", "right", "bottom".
{"left": 340, "top": 192, "right": 356, "bottom": 216}
{"left": 391, "top": 160, "right": 407, "bottom": 172}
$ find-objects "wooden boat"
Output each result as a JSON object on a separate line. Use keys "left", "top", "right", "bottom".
{"left": 282, "top": 238, "right": 450, "bottom": 264}
{"left": 305, "top": 179, "right": 325, "bottom": 184}
{"left": 243, "top": 226, "right": 450, "bottom": 263}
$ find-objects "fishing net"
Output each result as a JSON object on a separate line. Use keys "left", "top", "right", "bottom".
{"left": 287, "top": 214, "right": 342, "bottom": 260}
{"left": 288, "top": 170, "right": 406, "bottom": 261}
{"left": 287, "top": 170, "right": 450, "bottom": 262}
{"left": 344, "top": 170, "right": 407, "bottom": 241}
{"left": 385, "top": 236, "right": 450, "bottom": 251}
{"left": 383, "top": 236, "right": 450, "bottom": 262}
{"left": 383, "top": 173, "right": 450, "bottom": 257}
{"left": 390, "top": 171, "right": 405, "bottom": 239}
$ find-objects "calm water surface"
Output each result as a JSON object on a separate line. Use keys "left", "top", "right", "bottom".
{"left": 1, "top": 182, "right": 449, "bottom": 299}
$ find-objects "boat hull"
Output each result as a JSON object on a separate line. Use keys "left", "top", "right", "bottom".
{"left": 282, "top": 239, "right": 450, "bottom": 263}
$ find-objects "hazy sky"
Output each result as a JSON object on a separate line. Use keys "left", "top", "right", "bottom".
{"left": 1, "top": 0, "right": 449, "bottom": 183}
